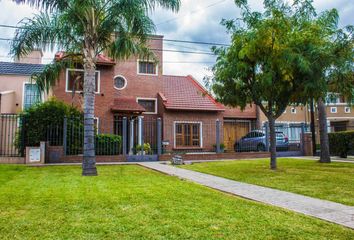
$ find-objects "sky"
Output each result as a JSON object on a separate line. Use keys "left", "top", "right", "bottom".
{"left": 0, "top": 0, "right": 353, "bottom": 83}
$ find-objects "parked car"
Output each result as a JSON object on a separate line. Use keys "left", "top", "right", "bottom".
{"left": 234, "top": 130, "right": 289, "bottom": 152}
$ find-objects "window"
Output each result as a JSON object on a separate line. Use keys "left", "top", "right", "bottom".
{"left": 23, "top": 83, "right": 41, "bottom": 110}
{"left": 138, "top": 60, "right": 157, "bottom": 75}
{"left": 114, "top": 75, "right": 127, "bottom": 90}
{"left": 137, "top": 98, "right": 157, "bottom": 114}
{"left": 344, "top": 107, "right": 351, "bottom": 114}
{"left": 66, "top": 69, "right": 100, "bottom": 93}
{"left": 94, "top": 117, "right": 99, "bottom": 133}
{"left": 326, "top": 93, "right": 340, "bottom": 104}
{"left": 175, "top": 122, "right": 202, "bottom": 148}
{"left": 330, "top": 107, "right": 337, "bottom": 113}
{"left": 291, "top": 108, "right": 297, "bottom": 114}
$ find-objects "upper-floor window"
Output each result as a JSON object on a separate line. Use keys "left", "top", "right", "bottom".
{"left": 66, "top": 69, "right": 100, "bottom": 93}
{"left": 138, "top": 60, "right": 157, "bottom": 75}
{"left": 326, "top": 93, "right": 340, "bottom": 104}
{"left": 344, "top": 107, "right": 351, "bottom": 114}
{"left": 23, "top": 83, "right": 41, "bottom": 110}
{"left": 330, "top": 107, "right": 337, "bottom": 113}
{"left": 113, "top": 75, "right": 127, "bottom": 90}
{"left": 291, "top": 107, "right": 296, "bottom": 114}
{"left": 137, "top": 98, "right": 157, "bottom": 114}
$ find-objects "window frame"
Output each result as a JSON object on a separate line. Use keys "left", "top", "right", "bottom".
{"left": 330, "top": 107, "right": 337, "bottom": 114}
{"left": 173, "top": 121, "right": 203, "bottom": 149}
{"left": 22, "top": 82, "right": 43, "bottom": 110}
{"left": 65, "top": 68, "right": 101, "bottom": 94}
{"left": 113, "top": 75, "right": 127, "bottom": 90}
{"left": 344, "top": 107, "right": 351, "bottom": 114}
{"left": 291, "top": 107, "right": 297, "bottom": 114}
{"left": 136, "top": 97, "right": 158, "bottom": 114}
{"left": 137, "top": 59, "right": 158, "bottom": 76}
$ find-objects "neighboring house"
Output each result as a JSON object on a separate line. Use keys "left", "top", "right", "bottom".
{"left": 0, "top": 50, "right": 45, "bottom": 113}
{"left": 50, "top": 36, "right": 257, "bottom": 152}
{"left": 259, "top": 94, "right": 354, "bottom": 140}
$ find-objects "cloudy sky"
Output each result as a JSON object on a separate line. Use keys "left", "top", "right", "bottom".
{"left": 0, "top": 0, "right": 353, "bottom": 83}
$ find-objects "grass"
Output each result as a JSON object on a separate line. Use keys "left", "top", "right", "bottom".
{"left": 181, "top": 158, "right": 354, "bottom": 206}
{"left": 0, "top": 165, "right": 353, "bottom": 239}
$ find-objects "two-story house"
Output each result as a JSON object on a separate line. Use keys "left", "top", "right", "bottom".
{"left": 0, "top": 36, "right": 257, "bottom": 154}
{"left": 50, "top": 36, "right": 257, "bottom": 152}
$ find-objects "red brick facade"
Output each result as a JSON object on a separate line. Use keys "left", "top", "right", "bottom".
{"left": 52, "top": 36, "right": 256, "bottom": 152}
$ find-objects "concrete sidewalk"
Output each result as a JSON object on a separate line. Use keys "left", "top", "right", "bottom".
{"left": 139, "top": 162, "right": 354, "bottom": 229}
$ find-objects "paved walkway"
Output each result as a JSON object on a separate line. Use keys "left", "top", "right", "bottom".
{"left": 139, "top": 162, "right": 354, "bottom": 229}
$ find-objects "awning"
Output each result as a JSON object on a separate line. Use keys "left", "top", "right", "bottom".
{"left": 111, "top": 97, "right": 146, "bottom": 113}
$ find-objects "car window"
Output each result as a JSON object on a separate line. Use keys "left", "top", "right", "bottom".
{"left": 276, "top": 133, "right": 284, "bottom": 138}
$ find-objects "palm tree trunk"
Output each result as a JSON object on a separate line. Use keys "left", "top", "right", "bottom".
{"left": 268, "top": 116, "right": 277, "bottom": 170}
{"left": 317, "top": 98, "right": 331, "bottom": 163}
{"left": 82, "top": 57, "right": 98, "bottom": 176}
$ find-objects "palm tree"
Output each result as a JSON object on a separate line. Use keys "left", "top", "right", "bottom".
{"left": 11, "top": 0, "right": 180, "bottom": 176}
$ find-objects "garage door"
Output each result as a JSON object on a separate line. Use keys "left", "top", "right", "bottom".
{"left": 223, "top": 122, "right": 250, "bottom": 152}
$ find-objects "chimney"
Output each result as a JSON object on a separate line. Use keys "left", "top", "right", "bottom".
{"left": 15, "top": 49, "right": 43, "bottom": 64}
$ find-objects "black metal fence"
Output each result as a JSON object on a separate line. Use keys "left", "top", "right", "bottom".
{"left": 1, "top": 113, "right": 352, "bottom": 158}
{"left": 0, "top": 114, "right": 24, "bottom": 157}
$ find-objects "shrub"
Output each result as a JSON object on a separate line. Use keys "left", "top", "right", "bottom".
{"left": 16, "top": 98, "right": 81, "bottom": 151}
{"left": 135, "top": 143, "right": 152, "bottom": 154}
{"left": 328, "top": 131, "right": 354, "bottom": 158}
{"left": 95, "top": 134, "right": 122, "bottom": 155}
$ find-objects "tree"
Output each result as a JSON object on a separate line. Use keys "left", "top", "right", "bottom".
{"left": 11, "top": 0, "right": 180, "bottom": 176}
{"left": 317, "top": 26, "right": 353, "bottom": 163}
{"left": 211, "top": 0, "right": 335, "bottom": 169}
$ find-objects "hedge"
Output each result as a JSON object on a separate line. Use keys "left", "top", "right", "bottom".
{"left": 95, "top": 134, "right": 122, "bottom": 155}
{"left": 328, "top": 131, "right": 354, "bottom": 158}
{"left": 16, "top": 98, "right": 82, "bottom": 152}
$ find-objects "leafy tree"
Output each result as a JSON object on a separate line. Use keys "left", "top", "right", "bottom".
{"left": 16, "top": 98, "right": 81, "bottom": 152}
{"left": 11, "top": 0, "right": 180, "bottom": 176}
{"left": 211, "top": 0, "right": 343, "bottom": 169}
{"left": 316, "top": 26, "right": 353, "bottom": 163}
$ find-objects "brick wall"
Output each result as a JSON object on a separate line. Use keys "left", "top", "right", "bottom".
{"left": 159, "top": 152, "right": 270, "bottom": 161}
{"left": 52, "top": 37, "right": 164, "bottom": 124}
{"left": 161, "top": 110, "right": 224, "bottom": 152}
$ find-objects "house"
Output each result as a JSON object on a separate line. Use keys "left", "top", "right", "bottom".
{"left": 258, "top": 95, "right": 354, "bottom": 141}
{"left": 0, "top": 50, "right": 45, "bottom": 113}
{"left": 50, "top": 36, "right": 257, "bottom": 153}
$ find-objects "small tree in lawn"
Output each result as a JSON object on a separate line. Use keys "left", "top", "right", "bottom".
{"left": 211, "top": 0, "right": 334, "bottom": 169}
{"left": 11, "top": 0, "right": 180, "bottom": 176}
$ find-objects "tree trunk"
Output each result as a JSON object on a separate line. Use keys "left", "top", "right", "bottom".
{"left": 317, "top": 98, "right": 331, "bottom": 163}
{"left": 82, "top": 58, "right": 98, "bottom": 176}
{"left": 310, "top": 99, "right": 317, "bottom": 156}
{"left": 268, "top": 116, "right": 277, "bottom": 170}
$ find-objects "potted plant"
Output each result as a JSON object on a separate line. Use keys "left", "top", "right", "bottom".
{"left": 136, "top": 143, "right": 151, "bottom": 155}
{"left": 213, "top": 143, "right": 225, "bottom": 153}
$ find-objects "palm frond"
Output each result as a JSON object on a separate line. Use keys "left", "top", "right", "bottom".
{"left": 31, "top": 56, "right": 76, "bottom": 93}
{"left": 13, "top": 0, "right": 70, "bottom": 12}
{"left": 11, "top": 12, "right": 79, "bottom": 59}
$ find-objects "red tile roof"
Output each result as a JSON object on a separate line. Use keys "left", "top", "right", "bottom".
{"left": 55, "top": 51, "right": 115, "bottom": 65}
{"left": 162, "top": 75, "right": 224, "bottom": 111}
{"left": 111, "top": 97, "right": 146, "bottom": 113}
{"left": 223, "top": 105, "right": 257, "bottom": 119}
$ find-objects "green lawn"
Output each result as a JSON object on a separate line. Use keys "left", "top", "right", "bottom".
{"left": 0, "top": 165, "right": 353, "bottom": 239}
{"left": 181, "top": 158, "right": 354, "bottom": 206}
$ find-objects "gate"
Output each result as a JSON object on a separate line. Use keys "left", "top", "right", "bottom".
{"left": 0, "top": 114, "right": 25, "bottom": 157}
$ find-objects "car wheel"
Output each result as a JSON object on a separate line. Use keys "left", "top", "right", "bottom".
{"left": 257, "top": 144, "right": 266, "bottom": 152}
